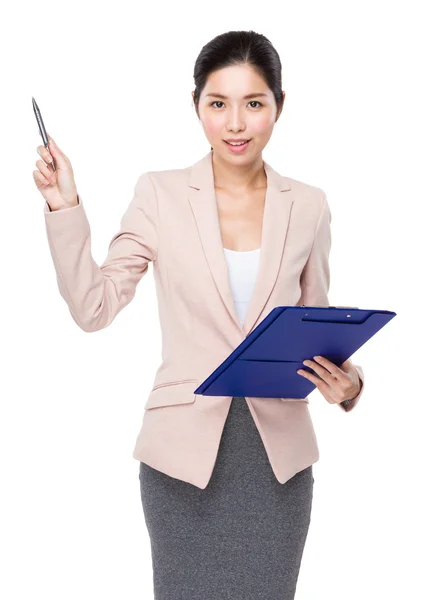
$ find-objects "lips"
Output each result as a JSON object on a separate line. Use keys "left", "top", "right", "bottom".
{"left": 223, "top": 139, "right": 251, "bottom": 153}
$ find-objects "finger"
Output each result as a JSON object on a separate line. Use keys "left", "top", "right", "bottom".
{"left": 301, "top": 359, "right": 341, "bottom": 394}
{"left": 297, "top": 368, "right": 323, "bottom": 387}
{"left": 36, "top": 159, "right": 56, "bottom": 183}
{"left": 297, "top": 369, "right": 328, "bottom": 394}
{"left": 46, "top": 134, "right": 61, "bottom": 153}
{"left": 302, "top": 359, "right": 333, "bottom": 384}
{"left": 33, "top": 169, "right": 50, "bottom": 188}
{"left": 297, "top": 369, "right": 337, "bottom": 404}
{"left": 313, "top": 356, "right": 346, "bottom": 380}
{"left": 46, "top": 135, "right": 68, "bottom": 169}
{"left": 37, "top": 145, "right": 54, "bottom": 165}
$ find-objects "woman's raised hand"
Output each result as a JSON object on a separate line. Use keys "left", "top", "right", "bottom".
{"left": 33, "top": 133, "right": 79, "bottom": 211}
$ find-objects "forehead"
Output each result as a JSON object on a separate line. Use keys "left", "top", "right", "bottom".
{"left": 203, "top": 64, "right": 269, "bottom": 97}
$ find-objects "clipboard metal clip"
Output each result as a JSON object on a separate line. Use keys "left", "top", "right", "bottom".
{"left": 301, "top": 305, "right": 359, "bottom": 309}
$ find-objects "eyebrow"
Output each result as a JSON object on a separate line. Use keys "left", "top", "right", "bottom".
{"left": 205, "top": 93, "right": 268, "bottom": 100}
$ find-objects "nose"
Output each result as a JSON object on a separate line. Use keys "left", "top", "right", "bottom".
{"left": 226, "top": 107, "right": 246, "bottom": 133}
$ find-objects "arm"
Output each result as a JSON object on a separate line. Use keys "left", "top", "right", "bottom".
{"left": 43, "top": 172, "right": 159, "bottom": 332}
{"left": 297, "top": 191, "right": 365, "bottom": 412}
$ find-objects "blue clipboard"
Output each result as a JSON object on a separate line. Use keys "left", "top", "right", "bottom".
{"left": 194, "top": 305, "right": 396, "bottom": 398}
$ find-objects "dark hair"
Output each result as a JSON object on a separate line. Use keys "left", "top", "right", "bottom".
{"left": 192, "top": 30, "right": 284, "bottom": 149}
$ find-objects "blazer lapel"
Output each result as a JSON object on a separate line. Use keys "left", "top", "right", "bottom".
{"left": 187, "top": 150, "right": 293, "bottom": 338}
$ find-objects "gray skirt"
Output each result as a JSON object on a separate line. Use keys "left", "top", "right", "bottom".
{"left": 138, "top": 396, "right": 314, "bottom": 600}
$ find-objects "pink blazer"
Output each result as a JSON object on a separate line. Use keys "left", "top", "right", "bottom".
{"left": 44, "top": 150, "right": 364, "bottom": 489}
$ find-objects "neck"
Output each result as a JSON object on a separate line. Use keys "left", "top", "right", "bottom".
{"left": 211, "top": 150, "right": 267, "bottom": 192}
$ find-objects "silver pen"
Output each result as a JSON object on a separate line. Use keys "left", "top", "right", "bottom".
{"left": 32, "top": 97, "right": 56, "bottom": 171}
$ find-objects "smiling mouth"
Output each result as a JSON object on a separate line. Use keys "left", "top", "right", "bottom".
{"left": 223, "top": 139, "right": 251, "bottom": 146}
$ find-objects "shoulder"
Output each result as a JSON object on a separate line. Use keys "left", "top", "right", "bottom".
{"left": 137, "top": 165, "right": 190, "bottom": 191}
{"left": 132, "top": 166, "right": 191, "bottom": 214}
{"left": 283, "top": 174, "right": 325, "bottom": 200}
{"left": 281, "top": 174, "right": 329, "bottom": 222}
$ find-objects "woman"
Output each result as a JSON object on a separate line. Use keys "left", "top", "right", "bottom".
{"left": 34, "top": 30, "right": 364, "bottom": 600}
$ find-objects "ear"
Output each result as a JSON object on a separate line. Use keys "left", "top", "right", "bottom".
{"left": 276, "top": 91, "right": 286, "bottom": 121}
{"left": 191, "top": 91, "right": 200, "bottom": 118}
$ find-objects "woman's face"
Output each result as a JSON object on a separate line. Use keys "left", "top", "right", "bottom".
{"left": 193, "top": 63, "right": 284, "bottom": 162}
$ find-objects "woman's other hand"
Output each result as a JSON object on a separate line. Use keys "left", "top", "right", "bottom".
{"left": 297, "top": 356, "right": 362, "bottom": 405}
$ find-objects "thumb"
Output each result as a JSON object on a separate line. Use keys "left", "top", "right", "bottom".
{"left": 47, "top": 134, "right": 59, "bottom": 153}
{"left": 47, "top": 135, "right": 67, "bottom": 167}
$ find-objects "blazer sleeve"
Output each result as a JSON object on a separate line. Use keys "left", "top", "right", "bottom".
{"left": 43, "top": 172, "right": 158, "bottom": 333}
{"left": 297, "top": 191, "right": 365, "bottom": 412}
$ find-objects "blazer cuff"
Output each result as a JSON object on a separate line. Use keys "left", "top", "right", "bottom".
{"left": 44, "top": 195, "right": 81, "bottom": 215}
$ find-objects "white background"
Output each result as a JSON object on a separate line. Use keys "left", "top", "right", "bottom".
{"left": 2, "top": 1, "right": 429, "bottom": 598}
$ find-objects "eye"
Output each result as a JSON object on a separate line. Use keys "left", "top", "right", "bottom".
{"left": 210, "top": 100, "right": 263, "bottom": 109}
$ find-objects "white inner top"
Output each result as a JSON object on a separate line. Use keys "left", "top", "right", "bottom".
{"left": 223, "top": 247, "right": 261, "bottom": 325}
